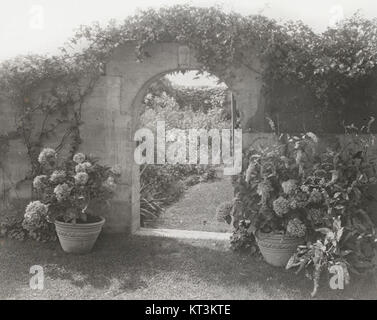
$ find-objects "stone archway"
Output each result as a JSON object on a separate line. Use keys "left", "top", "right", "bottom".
{"left": 129, "top": 73, "right": 237, "bottom": 234}
{"left": 80, "top": 41, "right": 264, "bottom": 234}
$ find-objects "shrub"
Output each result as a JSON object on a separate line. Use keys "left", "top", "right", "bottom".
{"left": 232, "top": 132, "right": 319, "bottom": 237}
{"left": 22, "top": 149, "right": 121, "bottom": 241}
{"left": 232, "top": 118, "right": 377, "bottom": 296}
{"left": 1, "top": 204, "right": 33, "bottom": 241}
{"left": 22, "top": 201, "right": 56, "bottom": 242}
{"left": 0, "top": 216, "right": 28, "bottom": 241}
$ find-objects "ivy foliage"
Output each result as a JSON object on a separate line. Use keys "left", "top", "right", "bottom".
{"left": 71, "top": 6, "right": 377, "bottom": 119}
{"left": 1, "top": 5, "right": 377, "bottom": 116}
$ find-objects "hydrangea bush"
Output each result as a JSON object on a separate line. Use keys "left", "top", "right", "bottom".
{"left": 22, "top": 201, "right": 55, "bottom": 242}
{"left": 23, "top": 149, "right": 121, "bottom": 241}
{"left": 231, "top": 132, "right": 319, "bottom": 239}
{"left": 230, "top": 118, "right": 377, "bottom": 296}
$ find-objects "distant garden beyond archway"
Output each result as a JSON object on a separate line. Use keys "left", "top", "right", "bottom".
{"left": 134, "top": 70, "right": 237, "bottom": 233}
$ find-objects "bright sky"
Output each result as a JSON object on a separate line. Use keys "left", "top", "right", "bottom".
{"left": 1, "top": 0, "right": 377, "bottom": 85}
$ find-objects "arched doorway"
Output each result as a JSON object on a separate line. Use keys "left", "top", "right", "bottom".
{"left": 125, "top": 54, "right": 243, "bottom": 234}
{"left": 132, "top": 70, "right": 237, "bottom": 233}
{"left": 87, "top": 41, "right": 263, "bottom": 233}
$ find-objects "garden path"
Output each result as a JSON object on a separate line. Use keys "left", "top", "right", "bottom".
{"left": 147, "top": 169, "right": 234, "bottom": 233}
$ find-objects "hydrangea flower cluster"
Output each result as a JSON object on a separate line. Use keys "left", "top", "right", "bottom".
{"left": 38, "top": 148, "right": 57, "bottom": 166}
{"left": 289, "top": 191, "right": 308, "bottom": 210}
{"left": 24, "top": 201, "right": 48, "bottom": 221}
{"left": 273, "top": 196, "right": 290, "bottom": 217}
{"left": 286, "top": 218, "right": 307, "bottom": 238}
{"left": 308, "top": 208, "right": 324, "bottom": 225}
{"left": 73, "top": 153, "right": 86, "bottom": 164}
{"left": 23, "top": 201, "right": 50, "bottom": 235}
{"left": 54, "top": 183, "right": 71, "bottom": 202}
{"left": 308, "top": 189, "right": 322, "bottom": 204}
{"left": 74, "top": 172, "right": 89, "bottom": 185}
{"left": 22, "top": 201, "right": 54, "bottom": 241}
{"left": 33, "top": 175, "right": 48, "bottom": 191}
{"left": 50, "top": 170, "right": 66, "bottom": 183}
{"left": 75, "top": 162, "right": 92, "bottom": 173}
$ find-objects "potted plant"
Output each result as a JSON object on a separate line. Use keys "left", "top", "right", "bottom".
{"left": 231, "top": 133, "right": 319, "bottom": 266}
{"left": 230, "top": 118, "right": 377, "bottom": 296}
{"left": 23, "top": 148, "right": 121, "bottom": 254}
{"left": 286, "top": 119, "right": 377, "bottom": 296}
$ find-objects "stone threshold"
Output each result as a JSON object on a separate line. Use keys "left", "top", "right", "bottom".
{"left": 134, "top": 227, "right": 231, "bottom": 241}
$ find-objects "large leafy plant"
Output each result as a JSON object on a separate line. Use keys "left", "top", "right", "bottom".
{"left": 285, "top": 118, "right": 377, "bottom": 296}
{"left": 232, "top": 132, "right": 318, "bottom": 238}
{"left": 286, "top": 217, "right": 350, "bottom": 297}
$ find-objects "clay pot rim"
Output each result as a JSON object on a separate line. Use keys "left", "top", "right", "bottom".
{"left": 256, "top": 230, "right": 304, "bottom": 241}
{"left": 54, "top": 216, "right": 105, "bottom": 227}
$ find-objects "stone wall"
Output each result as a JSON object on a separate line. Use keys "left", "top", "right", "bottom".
{"left": 0, "top": 95, "right": 30, "bottom": 213}
{"left": 0, "top": 41, "right": 376, "bottom": 234}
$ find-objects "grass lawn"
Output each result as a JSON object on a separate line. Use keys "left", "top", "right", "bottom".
{"left": 146, "top": 176, "right": 234, "bottom": 233}
{"left": 0, "top": 234, "right": 376, "bottom": 300}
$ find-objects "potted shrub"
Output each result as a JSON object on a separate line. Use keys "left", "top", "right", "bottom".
{"left": 23, "top": 148, "right": 121, "bottom": 254}
{"left": 231, "top": 133, "right": 319, "bottom": 267}
{"left": 230, "top": 118, "right": 377, "bottom": 296}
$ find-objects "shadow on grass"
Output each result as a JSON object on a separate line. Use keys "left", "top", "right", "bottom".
{"left": 0, "top": 234, "right": 376, "bottom": 299}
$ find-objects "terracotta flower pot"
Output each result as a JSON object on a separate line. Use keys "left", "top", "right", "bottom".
{"left": 256, "top": 231, "right": 304, "bottom": 267}
{"left": 54, "top": 217, "right": 105, "bottom": 254}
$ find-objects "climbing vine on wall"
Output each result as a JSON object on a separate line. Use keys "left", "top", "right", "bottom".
{"left": 1, "top": 5, "right": 377, "bottom": 198}
{"left": 71, "top": 6, "right": 377, "bottom": 126}
{"left": 0, "top": 53, "right": 101, "bottom": 188}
